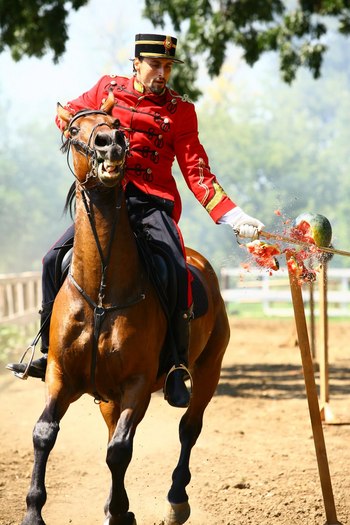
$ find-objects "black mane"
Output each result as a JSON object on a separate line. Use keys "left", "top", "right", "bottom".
{"left": 64, "top": 182, "right": 76, "bottom": 219}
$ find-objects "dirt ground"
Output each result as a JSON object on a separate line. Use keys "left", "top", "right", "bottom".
{"left": 1, "top": 317, "right": 350, "bottom": 525}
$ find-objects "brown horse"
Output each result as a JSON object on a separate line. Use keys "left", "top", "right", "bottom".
{"left": 20, "top": 93, "right": 230, "bottom": 525}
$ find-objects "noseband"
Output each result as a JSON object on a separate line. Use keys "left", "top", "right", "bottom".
{"left": 62, "top": 109, "right": 128, "bottom": 186}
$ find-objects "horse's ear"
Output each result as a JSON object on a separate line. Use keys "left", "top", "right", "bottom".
{"left": 100, "top": 90, "right": 115, "bottom": 114}
{"left": 57, "top": 102, "right": 73, "bottom": 125}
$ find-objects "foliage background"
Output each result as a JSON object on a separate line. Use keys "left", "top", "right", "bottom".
{"left": 0, "top": 0, "right": 349, "bottom": 274}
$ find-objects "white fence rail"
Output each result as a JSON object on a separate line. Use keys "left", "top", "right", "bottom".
{"left": 0, "top": 272, "right": 41, "bottom": 324}
{"left": 1, "top": 268, "right": 350, "bottom": 323}
{"left": 220, "top": 267, "right": 350, "bottom": 317}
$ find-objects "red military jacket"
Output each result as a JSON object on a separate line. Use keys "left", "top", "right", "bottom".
{"left": 58, "top": 75, "right": 236, "bottom": 224}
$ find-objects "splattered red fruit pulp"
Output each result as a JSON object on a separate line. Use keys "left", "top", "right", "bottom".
{"left": 246, "top": 240, "right": 281, "bottom": 272}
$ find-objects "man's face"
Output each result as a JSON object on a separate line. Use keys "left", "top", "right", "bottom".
{"left": 134, "top": 57, "right": 173, "bottom": 94}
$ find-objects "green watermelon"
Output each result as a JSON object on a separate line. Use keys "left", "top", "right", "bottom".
{"left": 292, "top": 212, "right": 332, "bottom": 248}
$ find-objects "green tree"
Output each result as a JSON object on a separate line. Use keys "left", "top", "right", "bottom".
{"left": 145, "top": 0, "right": 350, "bottom": 97}
{"left": 0, "top": 0, "right": 88, "bottom": 62}
{"left": 2, "top": 1, "right": 350, "bottom": 99}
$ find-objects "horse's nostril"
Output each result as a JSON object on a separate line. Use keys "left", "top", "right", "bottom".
{"left": 94, "top": 131, "right": 126, "bottom": 164}
{"left": 114, "top": 131, "right": 124, "bottom": 144}
{"left": 95, "top": 133, "right": 110, "bottom": 148}
{"left": 95, "top": 131, "right": 124, "bottom": 151}
{"left": 94, "top": 132, "right": 112, "bottom": 149}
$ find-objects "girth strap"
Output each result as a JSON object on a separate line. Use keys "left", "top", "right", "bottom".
{"left": 93, "top": 306, "right": 106, "bottom": 402}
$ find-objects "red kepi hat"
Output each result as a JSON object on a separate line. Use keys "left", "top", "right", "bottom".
{"left": 134, "top": 33, "right": 184, "bottom": 63}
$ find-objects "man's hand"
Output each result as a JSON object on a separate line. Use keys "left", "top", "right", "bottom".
{"left": 218, "top": 206, "right": 265, "bottom": 240}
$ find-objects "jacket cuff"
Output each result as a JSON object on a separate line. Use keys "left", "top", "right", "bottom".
{"left": 210, "top": 199, "right": 237, "bottom": 223}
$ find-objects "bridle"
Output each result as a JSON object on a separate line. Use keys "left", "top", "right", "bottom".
{"left": 62, "top": 109, "right": 144, "bottom": 402}
{"left": 62, "top": 109, "right": 129, "bottom": 186}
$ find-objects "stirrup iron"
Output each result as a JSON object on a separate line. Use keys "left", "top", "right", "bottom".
{"left": 163, "top": 363, "right": 193, "bottom": 400}
{"left": 5, "top": 313, "right": 49, "bottom": 380}
{"left": 6, "top": 343, "right": 36, "bottom": 380}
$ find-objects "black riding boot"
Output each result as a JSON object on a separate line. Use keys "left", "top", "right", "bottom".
{"left": 6, "top": 302, "right": 53, "bottom": 380}
{"left": 164, "top": 307, "right": 193, "bottom": 408}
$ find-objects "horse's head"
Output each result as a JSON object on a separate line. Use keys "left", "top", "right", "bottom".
{"left": 57, "top": 91, "right": 128, "bottom": 188}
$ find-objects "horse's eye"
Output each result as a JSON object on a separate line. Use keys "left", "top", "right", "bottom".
{"left": 69, "top": 126, "right": 79, "bottom": 137}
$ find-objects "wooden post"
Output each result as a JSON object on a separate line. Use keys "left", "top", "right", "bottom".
{"left": 287, "top": 254, "right": 341, "bottom": 525}
{"left": 309, "top": 280, "right": 316, "bottom": 361}
{"left": 15, "top": 281, "right": 25, "bottom": 315}
{"left": 318, "top": 264, "right": 346, "bottom": 424}
{"left": 319, "top": 263, "right": 330, "bottom": 422}
{"left": 5, "top": 283, "right": 15, "bottom": 317}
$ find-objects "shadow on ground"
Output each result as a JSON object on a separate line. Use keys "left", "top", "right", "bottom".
{"left": 217, "top": 363, "right": 350, "bottom": 400}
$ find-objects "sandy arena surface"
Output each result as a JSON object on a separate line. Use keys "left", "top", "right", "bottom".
{"left": 1, "top": 318, "right": 350, "bottom": 525}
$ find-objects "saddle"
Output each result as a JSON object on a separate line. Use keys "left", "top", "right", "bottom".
{"left": 56, "top": 239, "right": 208, "bottom": 321}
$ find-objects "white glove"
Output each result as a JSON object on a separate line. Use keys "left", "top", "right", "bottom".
{"left": 218, "top": 206, "right": 265, "bottom": 240}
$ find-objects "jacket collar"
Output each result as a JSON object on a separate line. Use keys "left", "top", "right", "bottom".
{"left": 133, "top": 78, "right": 166, "bottom": 97}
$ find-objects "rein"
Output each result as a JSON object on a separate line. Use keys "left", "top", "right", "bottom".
{"left": 69, "top": 186, "right": 146, "bottom": 403}
{"left": 80, "top": 187, "right": 122, "bottom": 304}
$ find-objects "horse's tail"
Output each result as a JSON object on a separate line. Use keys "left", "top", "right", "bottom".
{"left": 64, "top": 181, "right": 76, "bottom": 219}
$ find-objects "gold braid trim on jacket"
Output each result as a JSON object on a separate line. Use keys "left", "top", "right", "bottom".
{"left": 205, "top": 182, "right": 228, "bottom": 214}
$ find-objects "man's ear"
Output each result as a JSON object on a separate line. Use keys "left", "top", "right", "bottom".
{"left": 133, "top": 57, "right": 141, "bottom": 71}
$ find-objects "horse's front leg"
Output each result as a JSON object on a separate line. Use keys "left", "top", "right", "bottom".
{"left": 21, "top": 400, "right": 62, "bottom": 525}
{"left": 100, "top": 391, "right": 151, "bottom": 525}
{"left": 164, "top": 330, "right": 227, "bottom": 525}
{"left": 162, "top": 407, "right": 200, "bottom": 525}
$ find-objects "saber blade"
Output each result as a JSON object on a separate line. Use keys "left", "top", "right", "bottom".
{"left": 259, "top": 231, "right": 350, "bottom": 258}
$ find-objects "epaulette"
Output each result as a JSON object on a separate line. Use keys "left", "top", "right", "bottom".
{"left": 168, "top": 88, "right": 192, "bottom": 104}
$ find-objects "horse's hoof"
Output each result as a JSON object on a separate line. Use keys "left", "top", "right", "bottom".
{"left": 103, "top": 512, "right": 136, "bottom": 525}
{"left": 124, "top": 514, "right": 136, "bottom": 525}
{"left": 162, "top": 500, "right": 191, "bottom": 525}
{"left": 125, "top": 514, "right": 136, "bottom": 525}
{"left": 20, "top": 510, "right": 46, "bottom": 525}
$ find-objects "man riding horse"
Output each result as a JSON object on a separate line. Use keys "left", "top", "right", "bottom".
{"left": 8, "top": 33, "right": 264, "bottom": 407}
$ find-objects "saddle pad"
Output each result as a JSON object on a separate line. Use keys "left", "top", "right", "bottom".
{"left": 189, "top": 264, "right": 208, "bottom": 319}
{"left": 58, "top": 245, "right": 208, "bottom": 319}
